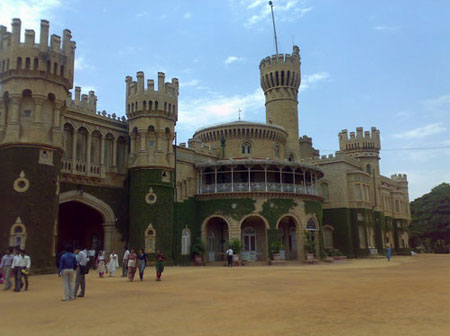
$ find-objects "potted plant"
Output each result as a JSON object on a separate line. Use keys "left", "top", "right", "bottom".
{"left": 270, "top": 240, "right": 282, "bottom": 261}
{"left": 304, "top": 231, "right": 315, "bottom": 258}
{"left": 228, "top": 239, "right": 242, "bottom": 266}
{"left": 191, "top": 238, "right": 205, "bottom": 266}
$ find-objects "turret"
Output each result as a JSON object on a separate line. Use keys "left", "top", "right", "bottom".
{"left": 126, "top": 71, "right": 179, "bottom": 264}
{"left": 338, "top": 127, "right": 381, "bottom": 174}
{"left": 260, "top": 45, "right": 301, "bottom": 161}
{"left": 391, "top": 174, "right": 409, "bottom": 195}
{"left": 125, "top": 71, "right": 179, "bottom": 169}
{"left": 0, "top": 18, "right": 76, "bottom": 146}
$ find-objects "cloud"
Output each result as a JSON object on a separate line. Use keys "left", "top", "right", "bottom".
{"left": 184, "top": 12, "right": 192, "bottom": 19}
{"left": 372, "top": 25, "right": 397, "bottom": 31}
{"left": 178, "top": 88, "right": 265, "bottom": 130}
{"left": 423, "top": 94, "right": 450, "bottom": 117}
{"left": 393, "top": 122, "right": 447, "bottom": 139}
{"left": 74, "top": 56, "right": 94, "bottom": 71}
{"left": 224, "top": 56, "right": 246, "bottom": 65}
{"left": 238, "top": 0, "right": 312, "bottom": 28}
{"left": 180, "top": 79, "right": 200, "bottom": 88}
{"left": 0, "top": 0, "right": 61, "bottom": 37}
{"left": 300, "top": 72, "right": 330, "bottom": 90}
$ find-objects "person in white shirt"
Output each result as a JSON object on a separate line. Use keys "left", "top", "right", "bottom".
{"left": 122, "top": 247, "right": 130, "bottom": 277}
{"left": 225, "top": 247, "right": 234, "bottom": 267}
{"left": 107, "top": 251, "right": 119, "bottom": 277}
{"left": 11, "top": 249, "right": 31, "bottom": 291}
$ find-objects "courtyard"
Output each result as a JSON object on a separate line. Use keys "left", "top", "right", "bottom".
{"left": 0, "top": 255, "right": 448, "bottom": 336}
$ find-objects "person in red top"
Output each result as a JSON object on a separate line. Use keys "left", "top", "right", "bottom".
{"left": 155, "top": 250, "right": 166, "bottom": 281}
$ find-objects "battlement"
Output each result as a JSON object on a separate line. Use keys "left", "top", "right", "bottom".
{"left": 339, "top": 127, "right": 381, "bottom": 152}
{"left": 299, "top": 135, "right": 312, "bottom": 144}
{"left": 125, "top": 71, "right": 179, "bottom": 121}
{"left": 187, "top": 138, "right": 219, "bottom": 156}
{"left": 259, "top": 45, "right": 300, "bottom": 69}
{"left": 66, "top": 86, "right": 127, "bottom": 124}
{"left": 390, "top": 174, "right": 408, "bottom": 181}
{"left": 0, "top": 19, "right": 75, "bottom": 89}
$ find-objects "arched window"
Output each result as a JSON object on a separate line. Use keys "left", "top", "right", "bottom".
{"left": 274, "top": 144, "right": 280, "bottom": 158}
{"left": 9, "top": 217, "right": 27, "bottom": 249}
{"left": 242, "top": 227, "right": 256, "bottom": 252}
{"left": 366, "top": 164, "right": 372, "bottom": 174}
{"left": 242, "top": 142, "right": 252, "bottom": 155}
{"left": 306, "top": 218, "right": 317, "bottom": 231}
{"left": 320, "top": 182, "right": 329, "bottom": 201}
{"left": 323, "top": 225, "right": 334, "bottom": 249}
{"left": 63, "top": 124, "right": 74, "bottom": 159}
{"left": 288, "top": 154, "right": 294, "bottom": 162}
{"left": 181, "top": 228, "right": 191, "bottom": 255}
{"left": 144, "top": 224, "right": 156, "bottom": 253}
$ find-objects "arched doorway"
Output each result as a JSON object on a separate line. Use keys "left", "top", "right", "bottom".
{"left": 278, "top": 216, "right": 298, "bottom": 260}
{"left": 241, "top": 215, "right": 268, "bottom": 261}
{"left": 58, "top": 201, "right": 104, "bottom": 252}
{"left": 203, "top": 217, "right": 229, "bottom": 262}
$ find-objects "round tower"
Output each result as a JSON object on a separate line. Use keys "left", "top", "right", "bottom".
{"left": 125, "top": 71, "right": 179, "bottom": 262}
{"left": 260, "top": 45, "right": 301, "bottom": 161}
{"left": 0, "top": 19, "right": 75, "bottom": 271}
{"left": 338, "top": 127, "right": 381, "bottom": 175}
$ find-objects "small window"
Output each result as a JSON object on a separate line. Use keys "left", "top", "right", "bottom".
{"left": 288, "top": 154, "right": 294, "bottom": 162}
{"left": 274, "top": 144, "right": 280, "bottom": 158}
{"left": 242, "top": 142, "right": 252, "bottom": 155}
{"left": 181, "top": 228, "right": 191, "bottom": 255}
{"left": 144, "top": 224, "right": 156, "bottom": 253}
{"left": 23, "top": 110, "right": 32, "bottom": 118}
{"left": 366, "top": 164, "right": 371, "bottom": 174}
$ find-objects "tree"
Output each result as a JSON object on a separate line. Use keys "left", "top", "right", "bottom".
{"left": 409, "top": 183, "right": 450, "bottom": 252}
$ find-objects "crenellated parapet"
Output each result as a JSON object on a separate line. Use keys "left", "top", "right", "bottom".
{"left": 390, "top": 173, "right": 407, "bottom": 181}
{"left": 125, "top": 71, "right": 179, "bottom": 122}
{"left": 0, "top": 18, "right": 76, "bottom": 91}
{"left": 338, "top": 126, "right": 380, "bottom": 160}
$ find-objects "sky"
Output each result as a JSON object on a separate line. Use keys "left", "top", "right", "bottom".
{"left": 1, "top": 0, "right": 449, "bottom": 200}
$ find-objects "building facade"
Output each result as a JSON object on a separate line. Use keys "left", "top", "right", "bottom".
{"left": 0, "top": 19, "right": 410, "bottom": 272}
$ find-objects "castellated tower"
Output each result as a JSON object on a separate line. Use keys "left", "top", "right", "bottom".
{"left": 338, "top": 127, "right": 381, "bottom": 175}
{"left": 260, "top": 45, "right": 301, "bottom": 160}
{"left": 125, "top": 71, "right": 179, "bottom": 262}
{"left": 0, "top": 19, "right": 75, "bottom": 271}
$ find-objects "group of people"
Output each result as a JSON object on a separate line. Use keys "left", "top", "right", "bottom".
{"left": 0, "top": 248, "right": 31, "bottom": 292}
{"left": 57, "top": 245, "right": 166, "bottom": 301}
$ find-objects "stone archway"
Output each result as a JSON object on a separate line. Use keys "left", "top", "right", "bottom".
{"left": 239, "top": 214, "right": 269, "bottom": 261}
{"left": 276, "top": 214, "right": 302, "bottom": 261}
{"left": 58, "top": 191, "right": 117, "bottom": 253}
{"left": 201, "top": 215, "right": 230, "bottom": 262}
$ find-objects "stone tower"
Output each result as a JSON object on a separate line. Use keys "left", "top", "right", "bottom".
{"left": 0, "top": 19, "right": 75, "bottom": 270}
{"left": 260, "top": 45, "right": 301, "bottom": 160}
{"left": 338, "top": 127, "right": 381, "bottom": 175}
{"left": 125, "top": 71, "right": 179, "bottom": 261}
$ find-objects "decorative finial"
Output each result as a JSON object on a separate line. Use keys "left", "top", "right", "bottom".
{"left": 238, "top": 108, "right": 242, "bottom": 121}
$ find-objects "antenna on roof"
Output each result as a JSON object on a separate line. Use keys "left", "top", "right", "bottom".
{"left": 269, "top": 1, "right": 279, "bottom": 56}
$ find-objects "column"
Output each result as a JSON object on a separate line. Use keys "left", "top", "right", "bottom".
{"left": 130, "top": 133, "right": 136, "bottom": 154}
{"left": 71, "top": 130, "right": 77, "bottom": 168}
{"left": 112, "top": 137, "right": 118, "bottom": 168}
{"left": 100, "top": 135, "right": 105, "bottom": 176}
{"left": 103, "top": 223, "right": 114, "bottom": 253}
{"left": 86, "top": 133, "right": 92, "bottom": 174}
{"left": 279, "top": 168, "right": 283, "bottom": 192}
{"left": 303, "top": 171, "right": 306, "bottom": 194}
{"left": 53, "top": 107, "right": 60, "bottom": 127}
{"left": 264, "top": 167, "right": 268, "bottom": 191}
{"left": 199, "top": 169, "right": 203, "bottom": 194}
{"left": 214, "top": 168, "right": 217, "bottom": 193}
{"left": 293, "top": 169, "right": 296, "bottom": 193}
{"left": 139, "top": 130, "right": 146, "bottom": 152}
{"left": 10, "top": 99, "right": 20, "bottom": 124}
{"left": 0, "top": 104, "right": 4, "bottom": 128}
{"left": 33, "top": 100, "right": 42, "bottom": 124}
{"left": 248, "top": 166, "right": 251, "bottom": 192}
{"left": 297, "top": 229, "right": 305, "bottom": 262}
{"left": 231, "top": 166, "right": 234, "bottom": 192}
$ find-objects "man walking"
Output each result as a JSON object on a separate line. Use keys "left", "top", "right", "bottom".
{"left": 225, "top": 246, "right": 234, "bottom": 267}
{"left": 59, "top": 245, "right": 77, "bottom": 301}
{"left": 122, "top": 246, "right": 130, "bottom": 277}
{"left": 11, "top": 249, "right": 31, "bottom": 291}
{"left": 74, "top": 247, "right": 88, "bottom": 298}
{"left": 0, "top": 248, "right": 14, "bottom": 290}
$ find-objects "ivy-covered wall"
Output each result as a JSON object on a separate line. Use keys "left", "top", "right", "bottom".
{"left": 60, "top": 181, "right": 129, "bottom": 241}
{"left": 323, "top": 208, "right": 354, "bottom": 257}
{"left": 129, "top": 169, "right": 174, "bottom": 263}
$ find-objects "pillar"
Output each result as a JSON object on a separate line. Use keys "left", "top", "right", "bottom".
{"left": 112, "top": 137, "right": 118, "bottom": 168}
{"left": 103, "top": 223, "right": 114, "bottom": 253}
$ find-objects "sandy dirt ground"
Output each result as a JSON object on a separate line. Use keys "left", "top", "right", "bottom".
{"left": 0, "top": 255, "right": 449, "bottom": 336}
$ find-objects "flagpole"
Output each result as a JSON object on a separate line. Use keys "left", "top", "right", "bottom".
{"left": 269, "top": 1, "right": 279, "bottom": 56}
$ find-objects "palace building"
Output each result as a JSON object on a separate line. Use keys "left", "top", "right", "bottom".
{"left": 0, "top": 19, "right": 411, "bottom": 271}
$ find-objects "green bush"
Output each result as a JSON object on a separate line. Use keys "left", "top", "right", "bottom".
{"left": 325, "top": 248, "right": 343, "bottom": 256}
{"left": 191, "top": 238, "right": 205, "bottom": 257}
{"left": 270, "top": 240, "right": 282, "bottom": 256}
{"left": 227, "top": 239, "right": 242, "bottom": 255}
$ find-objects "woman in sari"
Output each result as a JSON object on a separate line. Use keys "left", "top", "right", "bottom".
{"left": 107, "top": 251, "right": 119, "bottom": 277}
{"left": 155, "top": 249, "right": 165, "bottom": 281}
{"left": 137, "top": 249, "right": 146, "bottom": 281}
{"left": 96, "top": 251, "right": 106, "bottom": 278}
{"left": 127, "top": 249, "right": 138, "bottom": 281}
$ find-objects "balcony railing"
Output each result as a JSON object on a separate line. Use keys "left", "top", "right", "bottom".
{"left": 61, "top": 159, "right": 101, "bottom": 177}
{"left": 199, "top": 182, "right": 318, "bottom": 196}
